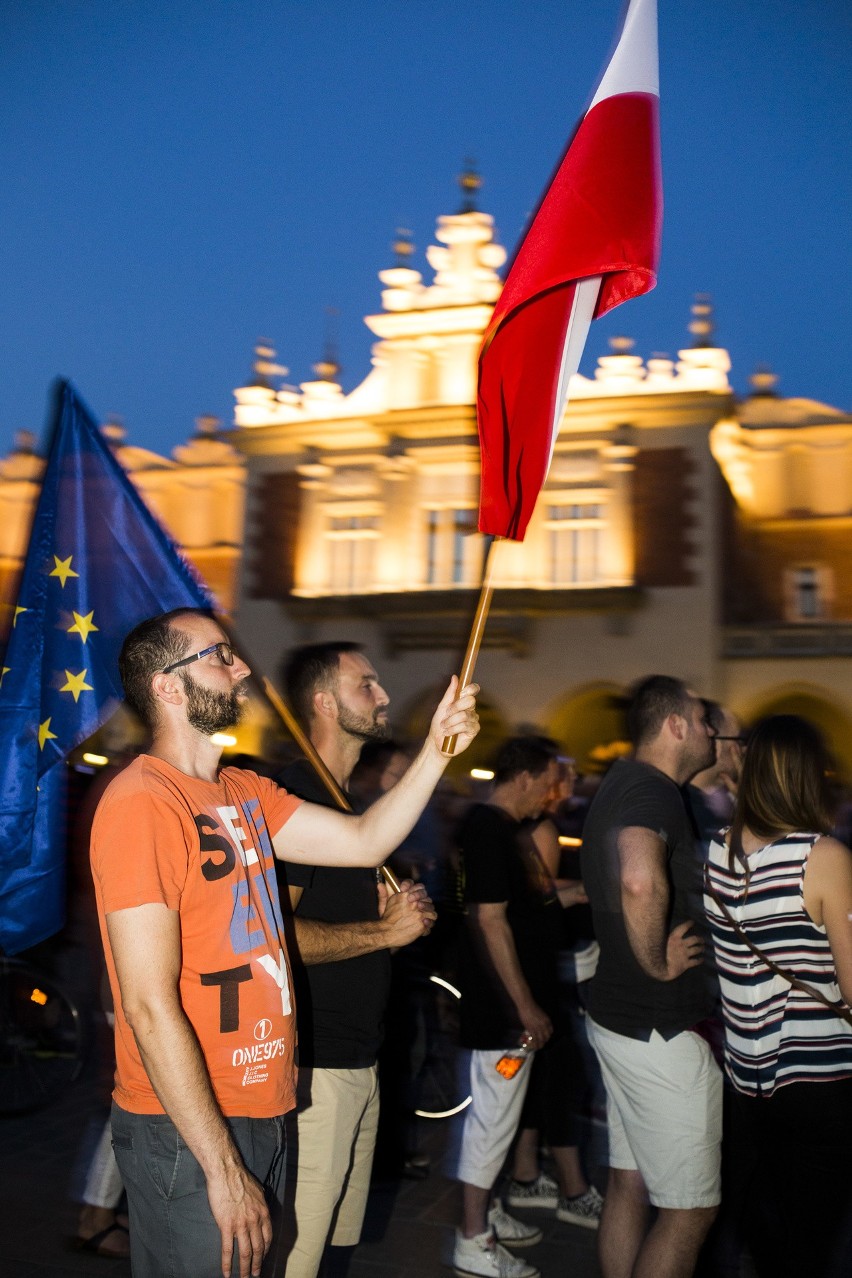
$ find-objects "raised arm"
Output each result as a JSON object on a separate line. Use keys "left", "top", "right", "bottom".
{"left": 469, "top": 900, "right": 552, "bottom": 1050}
{"left": 273, "top": 677, "right": 479, "bottom": 867}
{"left": 106, "top": 903, "right": 270, "bottom": 1278}
{"left": 618, "top": 825, "right": 704, "bottom": 981}
{"left": 804, "top": 835, "right": 852, "bottom": 1007}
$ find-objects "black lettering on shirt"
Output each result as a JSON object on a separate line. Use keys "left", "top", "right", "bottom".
{"left": 195, "top": 814, "right": 236, "bottom": 881}
{"left": 201, "top": 964, "right": 253, "bottom": 1032}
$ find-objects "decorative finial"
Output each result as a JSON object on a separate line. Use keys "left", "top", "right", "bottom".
{"left": 689, "top": 294, "right": 715, "bottom": 348}
{"left": 609, "top": 335, "right": 635, "bottom": 354}
{"left": 101, "top": 414, "right": 126, "bottom": 444}
{"left": 313, "top": 306, "right": 342, "bottom": 382}
{"left": 392, "top": 227, "right": 414, "bottom": 266}
{"left": 749, "top": 365, "right": 779, "bottom": 398}
{"left": 251, "top": 340, "right": 288, "bottom": 389}
{"left": 458, "top": 159, "right": 482, "bottom": 213}
{"left": 13, "top": 429, "right": 36, "bottom": 454}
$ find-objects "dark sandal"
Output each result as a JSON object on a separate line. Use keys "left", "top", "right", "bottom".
{"left": 74, "top": 1222, "right": 130, "bottom": 1258}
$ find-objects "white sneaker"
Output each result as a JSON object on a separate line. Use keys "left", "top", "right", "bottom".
{"left": 487, "top": 1199, "right": 543, "bottom": 1248}
{"left": 452, "top": 1229, "right": 540, "bottom": 1278}
{"left": 556, "top": 1185, "right": 604, "bottom": 1230}
{"left": 504, "top": 1172, "right": 559, "bottom": 1211}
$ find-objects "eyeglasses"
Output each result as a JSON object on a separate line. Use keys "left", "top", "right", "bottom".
{"left": 162, "top": 641, "right": 235, "bottom": 675}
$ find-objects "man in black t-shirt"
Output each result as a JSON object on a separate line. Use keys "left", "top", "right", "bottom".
{"left": 581, "top": 676, "right": 721, "bottom": 1278}
{"left": 452, "top": 736, "right": 561, "bottom": 1278}
{"left": 275, "top": 643, "right": 436, "bottom": 1278}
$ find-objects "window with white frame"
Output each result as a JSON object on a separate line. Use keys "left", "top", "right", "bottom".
{"left": 544, "top": 496, "right": 607, "bottom": 585}
{"left": 326, "top": 510, "right": 380, "bottom": 593}
{"left": 424, "top": 506, "right": 478, "bottom": 587}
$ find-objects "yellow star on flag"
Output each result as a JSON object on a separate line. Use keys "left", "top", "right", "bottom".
{"left": 0, "top": 666, "right": 9, "bottom": 688}
{"left": 13, "top": 605, "right": 28, "bottom": 626}
{"left": 50, "top": 555, "right": 79, "bottom": 587}
{"left": 38, "top": 718, "right": 58, "bottom": 749}
{"left": 59, "top": 669, "right": 94, "bottom": 704}
{"left": 68, "top": 611, "right": 99, "bottom": 643}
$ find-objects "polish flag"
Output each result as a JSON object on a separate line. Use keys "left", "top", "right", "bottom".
{"left": 477, "top": 0, "right": 662, "bottom": 541}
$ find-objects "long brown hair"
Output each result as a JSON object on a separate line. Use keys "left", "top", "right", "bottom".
{"left": 729, "top": 714, "right": 834, "bottom": 883}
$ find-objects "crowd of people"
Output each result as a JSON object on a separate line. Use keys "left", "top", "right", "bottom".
{"left": 70, "top": 609, "right": 852, "bottom": 1278}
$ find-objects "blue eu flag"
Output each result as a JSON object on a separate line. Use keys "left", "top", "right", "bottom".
{"left": 0, "top": 382, "right": 214, "bottom": 953}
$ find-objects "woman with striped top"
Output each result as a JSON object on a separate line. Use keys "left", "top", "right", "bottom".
{"left": 705, "top": 715, "right": 852, "bottom": 1277}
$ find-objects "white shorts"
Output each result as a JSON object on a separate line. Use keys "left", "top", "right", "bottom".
{"left": 455, "top": 1048, "right": 534, "bottom": 1190}
{"left": 587, "top": 1018, "right": 722, "bottom": 1209}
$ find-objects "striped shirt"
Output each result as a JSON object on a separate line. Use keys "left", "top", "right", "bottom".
{"left": 705, "top": 832, "right": 852, "bottom": 1096}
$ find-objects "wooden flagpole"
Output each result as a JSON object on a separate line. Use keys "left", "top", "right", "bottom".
{"left": 213, "top": 627, "right": 401, "bottom": 893}
{"left": 441, "top": 534, "right": 499, "bottom": 756}
{"left": 257, "top": 674, "right": 401, "bottom": 893}
{"left": 258, "top": 674, "right": 401, "bottom": 894}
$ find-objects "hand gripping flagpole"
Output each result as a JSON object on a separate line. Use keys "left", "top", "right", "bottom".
{"left": 441, "top": 534, "right": 499, "bottom": 756}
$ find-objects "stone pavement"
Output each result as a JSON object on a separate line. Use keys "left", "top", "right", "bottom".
{"left": 1, "top": 1056, "right": 605, "bottom": 1278}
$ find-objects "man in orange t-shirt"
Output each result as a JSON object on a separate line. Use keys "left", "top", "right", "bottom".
{"left": 90, "top": 608, "right": 479, "bottom": 1278}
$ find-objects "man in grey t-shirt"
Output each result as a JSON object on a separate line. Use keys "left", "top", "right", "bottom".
{"left": 581, "top": 676, "right": 720, "bottom": 1278}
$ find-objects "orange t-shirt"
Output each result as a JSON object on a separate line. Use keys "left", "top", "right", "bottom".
{"left": 90, "top": 756, "right": 303, "bottom": 1118}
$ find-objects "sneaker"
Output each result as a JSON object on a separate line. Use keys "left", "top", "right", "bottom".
{"left": 556, "top": 1185, "right": 604, "bottom": 1230}
{"left": 452, "top": 1229, "right": 540, "bottom": 1278}
{"left": 487, "top": 1200, "right": 543, "bottom": 1248}
{"left": 504, "top": 1172, "right": 559, "bottom": 1211}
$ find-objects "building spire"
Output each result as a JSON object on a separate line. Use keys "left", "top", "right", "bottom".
{"left": 312, "top": 306, "right": 342, "bottom": 383}
{"left": 101, "top": 413, "right": 126, "bottom": 444}
{"left": 749, "top": 365, "right": 779, "bottom": 397}
{"left": 458, "top": 159, "right": 482, "bottom": 213}
{"left": 12, "top": 429, "right": 37, "bottom": 455}
{"left": 392, "top": 227, "right": 415, "bottom": 266}
{"left": 249, "top": 340, "right": 288, "bottom": 389}
{"left": 688, "top": 294, "right": 715, "bottom": 347}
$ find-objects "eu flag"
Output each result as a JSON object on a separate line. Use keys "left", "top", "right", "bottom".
{"left": 0, "top": 381, "right": 214, "bottom": 953}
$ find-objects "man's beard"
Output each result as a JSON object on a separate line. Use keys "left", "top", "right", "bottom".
{"left": 686, "top": 734, "right": 717, "bottom": 782}
{"left": 182, "top": 669, "right": 246, "bottom": 736}
{"left": 336, "top": 700, "right": 390, "bottom": 744}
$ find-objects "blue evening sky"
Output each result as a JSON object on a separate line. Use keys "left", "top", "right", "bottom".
{"left": 1, "top": 0, "right": 849, "bottom": 459}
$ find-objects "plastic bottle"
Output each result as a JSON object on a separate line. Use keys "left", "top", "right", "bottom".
{"left": 494, "top": 1032, "right": 534, "bottom": 1079}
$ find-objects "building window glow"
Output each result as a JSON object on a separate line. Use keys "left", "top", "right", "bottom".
{"left": 424, "top": 507, "right": 477, "bottom": 586}
{"left": 545, "top": 500, "right": 606, "bottom": 585}
{"left": 327, "top": 513, "right": 380, "bottom": 593}
{"left": 785, "top": 564, "right": 831, "bottom": 622}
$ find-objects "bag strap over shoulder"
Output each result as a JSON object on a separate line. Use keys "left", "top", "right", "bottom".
{"left": 704, "top": 864, "right": 852, "bottom": 1029}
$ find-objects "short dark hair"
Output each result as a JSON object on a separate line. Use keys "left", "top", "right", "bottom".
{"left": 493, "top": 735, "right": 559, "bottom": 786}
{"left": 283, "top": 642, "right": 362, "bottom": 726}
{"left": 626, "top": 676, "right": 691, "bottom": 746}
{"left": 118, "top": 608, "right": 209, "bottom": 728}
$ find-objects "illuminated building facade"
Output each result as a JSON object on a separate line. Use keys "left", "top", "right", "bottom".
{"left": 2, "top": 182, "right": 851, "bottom": 772}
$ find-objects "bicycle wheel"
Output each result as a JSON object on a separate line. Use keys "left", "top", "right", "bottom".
{"left": 0, "top": 957, "right": 86, "bottom": 1116}
{"left": 413, "top": 973, "right": 471, "bottom": 1119}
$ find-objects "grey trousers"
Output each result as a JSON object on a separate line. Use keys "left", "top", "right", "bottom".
{"left": 111, "top": 1102, "right": 286, "bottom": 1278}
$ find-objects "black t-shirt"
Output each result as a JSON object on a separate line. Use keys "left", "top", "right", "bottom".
{"left": 275, "top": 760, "right": 390, "bottom": 1069}
{"left": 456, "top": 803, "right": 563, "bottom": 1050}
{"left": 580, "top": 758, "right": 709, "bottom": 1040}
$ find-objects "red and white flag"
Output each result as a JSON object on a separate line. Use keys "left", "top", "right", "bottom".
{"left": 477, "top": 0, "right": 662, "bottom": 541}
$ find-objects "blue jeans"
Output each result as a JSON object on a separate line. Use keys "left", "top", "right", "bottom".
{"left": 111, "top": 1103, "right": 286, "bottom": 1278}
